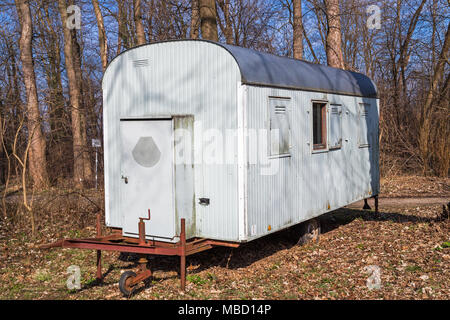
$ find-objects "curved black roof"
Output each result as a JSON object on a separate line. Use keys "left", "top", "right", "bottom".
{"left": 219, "top": 42, "right": 377, "bottom": 98}
{"left": 105, "top": 39, "right": 377, "bottom": 98}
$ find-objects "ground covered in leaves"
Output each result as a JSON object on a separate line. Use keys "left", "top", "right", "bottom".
{"left": 0, "top": 175, "right": 449, "bottom": 300}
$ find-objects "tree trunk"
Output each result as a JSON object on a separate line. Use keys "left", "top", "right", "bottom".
{"left": 39, "top": 4, "right": 66, "bottom": 142}
{"left": 117, "top": 0, "right": 131, "bottom": 52}
{"left": 324, "top": 0, "right": 344, "bottom": 69}
{"left": 0, "top": 106, "right": 4, "bottom": 186}
{"left": 15, "top": 0, "right": 49, "bottom": 189}
{"left": 134, "top": 0, "right": 146, "bottom": 45}
{"left": 190, "top": 0, "right": 200, "bottom": 39}
{"left": 199, "top": 0, "right": 218, "bottom": 41}
{"left": 293, "top": 0, "right": 303, "bottom": 60}
{"left": 398, "top": 0, "right": 426, "bottom": 103}
{"left": 58, "top": 0, "right": 85, "bottom": 189}
{"left": 217, "top": 0, "right": 233, "bottom": 44}
{"left": 71, "top": 29, "right": 93, "bottom": 183}
{"left": 35, "top": 3, "right": 70, "bottom": 182}
{"left": 92, "top": 0, "right": 108, "bottom": 71}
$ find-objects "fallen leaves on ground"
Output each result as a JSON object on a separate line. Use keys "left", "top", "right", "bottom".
{"left": 0, "top": 176, "right": 449, "bottom": 300}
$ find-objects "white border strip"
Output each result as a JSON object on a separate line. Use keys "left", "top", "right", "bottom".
{"left": 237, "top": 82, "right": 248, "bottom": 241}
{"left": 103, "top": 88, "right": 110, "bottom": 226}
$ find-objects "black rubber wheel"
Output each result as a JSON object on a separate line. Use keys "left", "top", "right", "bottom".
{"left": 119, "top": 271, "right": 137, "bottom": 297}
{"left": 297, "top": 218, "right": 321, "bottom": 245}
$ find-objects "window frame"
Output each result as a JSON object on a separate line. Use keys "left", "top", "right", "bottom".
{"left": 311, "top": 100, "right": 328, "bottom": 152}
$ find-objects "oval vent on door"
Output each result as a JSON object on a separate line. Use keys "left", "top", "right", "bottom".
{"left": 132, "top": 137, "right": 161, "bottom": 168}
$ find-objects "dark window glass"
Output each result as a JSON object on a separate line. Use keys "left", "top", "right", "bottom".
{"left": 313, "top": 102, "right": 326, "bottom": 149}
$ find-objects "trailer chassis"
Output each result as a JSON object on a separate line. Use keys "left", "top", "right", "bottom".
{"left": 39, "top": 214, "right": 239, "bottom": 296}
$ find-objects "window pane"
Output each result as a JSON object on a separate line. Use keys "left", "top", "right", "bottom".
{"left": 313, "top": 103, "right": 323, "bottom": 145}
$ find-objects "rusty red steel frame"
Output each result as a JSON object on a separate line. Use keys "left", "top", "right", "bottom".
{"left": 39, "top": 214, "right": 239, "bottom": 292}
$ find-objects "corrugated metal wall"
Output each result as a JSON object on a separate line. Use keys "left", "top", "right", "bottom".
{"left": 103, "top": 40, "right": 379, "bottom": 243}
{"left": 102, "top": 41, "right": 242, "bottom": 241}
{"left": 244, "top": 86, "right": 379, "bottom": 241}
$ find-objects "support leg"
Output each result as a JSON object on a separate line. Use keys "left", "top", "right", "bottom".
{"left": 96, "top": 251, "right": 102, "bottom": 281}
{"left": 363, "top": 198, "right": 371, "bottom": 210}
{"left": 135, "top": 255, "right": 152, "bottom": 283}
{"left": 180, "top": 218, "right": 186, "bottom": 291}
{"left": 96, "top": 212, "right": 102, "bottom": 282}
{"left": 374, "top": 195, "right": 379, "bottom": 214}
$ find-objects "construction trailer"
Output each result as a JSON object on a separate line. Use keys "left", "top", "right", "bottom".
{"left": 42, "top": 40, "right": 379, "bottom": 295}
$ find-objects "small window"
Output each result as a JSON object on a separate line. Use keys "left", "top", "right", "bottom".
{"left": 269, "top": 97, "right": 290, "bottom": 156}
{"left": 329, "top": 104, "right": 342, "bottom": 149}
{"left": 312, "top": 102, "right": 327, "bottom": 150}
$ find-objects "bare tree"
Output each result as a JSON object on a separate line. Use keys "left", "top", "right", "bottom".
{"left": 190, "top": 0, "right": 200, "bottom": 39}
{"left": 34, "top": 2, "right": 73, "bottom": 183}
{"left": 199, "top": 0, "right": 219, "bottom": 41}
{"left": 418, "top": 22, "right": 450, "bottom": 175}
{"left": 0, "top": 107, "right": 4, "bottom": 187}
{"left": 324, "top": 0, "right": 345, "bottom": 69}
{"left": 92, "top": 0, "right": 108, "bottom": 71}
{"left": 397, "top": 0, "right": 427, "bottom": 100}
{"left": 134, "top": 0, "right": 146, "bottom": 45}
{"left": 57, "top": 0, "right": 86, "bottom": 189}
{"left": 2, "top": 0, "right": 449, "bottom": 197}
{"left": 293, "top": 0, "right": 303, "bottom": 59}
{"left": 14, "top": 0, "right": 49, "bottom": 189}
{"left": 116, "top": 0, "right": 132, "bottom": 52}
{"left": 11, "top": 117, "right": 37, "bottom": 235}
{"left": 217, "top": 0, "right": 233, "bottom": 44}
{"left": 71, "top": 28, "right": 93, "bottom": 183}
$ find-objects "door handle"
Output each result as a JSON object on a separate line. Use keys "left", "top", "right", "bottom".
{"left": 121, "top": 175, "right": 128, "bottom": 184}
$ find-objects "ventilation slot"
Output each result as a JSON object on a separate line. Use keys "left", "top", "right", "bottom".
{"left": 133, "top": 59, "right": 149, "bottom": 67}
{"left": 274, "top": 105, "right": 286, "bottom": 114}
{"left": 360, "top": 103, "right": 370, "bottom": 117}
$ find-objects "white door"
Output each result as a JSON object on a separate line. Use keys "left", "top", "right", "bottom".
{"left": 120, "top": 119, "right": 175, "bottom": 241}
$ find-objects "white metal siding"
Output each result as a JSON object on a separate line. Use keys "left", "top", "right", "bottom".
{"left": 102, "top": 41, "right": 242, "bottom": 241}
{"left": 244, "top": 86, "right": 379, "bottom": 241}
